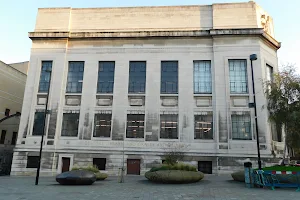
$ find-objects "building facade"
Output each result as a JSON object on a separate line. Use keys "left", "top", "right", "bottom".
{"left": 0, "top": 61, "right": 27, "bottom": 175}
{"left": 11, "top": 1, "right": 283, "bottom": 176}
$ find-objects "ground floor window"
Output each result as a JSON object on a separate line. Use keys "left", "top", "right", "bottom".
{"left": 231, "top": 114, "right": 251, "bottom": 140}
{"left": 26, "top": 156, "right": 39, "bottom": 168}
{"left": 0, "top": 130, "right": 6, "bottom": 144}
{"left": 94, "top": 114, "right": 111, "bottom": 137}
{"left": 126, "top": 114, "right": 145, "bottom": 138}
{"left": 61, "top": 113, "right": 79, "bottom": 137}
{"left": 93, "top": 158, "right": 106, "bottom": 170}
{"left": 160, "top": 114, "right": 178, "bottom": 139}
{"left": 198, "top": 161, "right": 212, "bottom": 174}
{"left": 194, "top": 115, "right": 213, "bottom": 139}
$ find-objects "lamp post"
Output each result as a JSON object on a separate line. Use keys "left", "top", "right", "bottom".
{"left": 35, "top": 69, "right": 52, "bottom": 185}
{"left": 249, "top": 54, "right": 262, "bottom": 170}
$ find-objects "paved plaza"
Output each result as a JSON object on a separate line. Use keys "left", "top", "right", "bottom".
{"left": 0, "top": 174, "right": 299, "bottom": 200}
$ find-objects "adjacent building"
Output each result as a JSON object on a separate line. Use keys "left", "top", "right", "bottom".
{"left": 0, "top": 61, "right": 28, "bottom": 175}
{"left": 11, "top": 1, "right": 283, "bottom": 176}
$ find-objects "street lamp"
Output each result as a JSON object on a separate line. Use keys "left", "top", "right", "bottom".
{"left": 35, "top": 69, "right": 52, "bottom": 185}
{"left": 249, "top": 54, "right": 262, "bottom": 170}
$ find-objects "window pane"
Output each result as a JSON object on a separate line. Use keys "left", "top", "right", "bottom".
{"left": 61, "top": 113, "right": 79, "bottom": 137}
{"left": 194, "top": 115, "right": 213, "bottom": 139}
{"left": 32, "top": 112, "right": 45, "bottom": 136}
{"left": 97, "top": 62, "right": 115, "bottom": 93}
{"left": 194, "top": 61, "right": 212, "bottom": 94}
{"left": 160, "top": 114, "right": 178, "bottom": 139}
{"left": 231, "top": 114, "right": 251, "bottom": 140}
{"left": 38, "top": 61, "right": 52, "bottom": 93}
{"left": 229, "top": 60, "right": 248, "bottom": 93}
{"left": 66, "top": 62, "right": 84, "bottom": 93}
{"left": 161, "top": 61, "right": 178, "bottom": 94}
{"left": 126, "top": 114, "right": 144, "bottom": 138}
{"left": 94, "top": 114, "right": 111, "bottom": 137}
{"left": 26, "top": 156, "right": 39, "bottom": 168}
{"left": 128, "top": 61, "right": 146, "bottom": 93}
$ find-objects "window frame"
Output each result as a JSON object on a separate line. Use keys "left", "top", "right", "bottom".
{"left": 66, "top": 61, "right": 85, "bottom": 93}
{"left": 0, "top": 130, "right": 6, "bottom": 144}
{"left": 97, "top": 61, "right": 115, "bottom": 94}
{"left": 194, "top": 115, "right": 213, "bottom": 140}
{"left": 229, "top": 59, "right": 248, "bottom": 94}
{"left": 231, "top": 114, "right": 252, "bottom": 140}
{"left": 193, "top": 60, "right": 212, "bottom": 94}
{"left": 161, "top": 61, "right": 178, "bottom": 94}
{"left": 93, "top": 114, "right": 112, "bottom": 138}
{"left": 128, "top": 61, "right": 147, "bottom": 94}
{"left": 61, "top": 113, "right": 80, "bottom": 137}
{"left": 126, "top": 114, "right": 145, "bottom": 138}
{"left": 160, "top": 114, "right": 178, "bottom": 139}
{"left": 32, "top": 112, "right": 45, "bottom": 136}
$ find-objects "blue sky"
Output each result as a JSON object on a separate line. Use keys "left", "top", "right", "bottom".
{"left": 0, "top": 0, "right": 299, "bottom": 70}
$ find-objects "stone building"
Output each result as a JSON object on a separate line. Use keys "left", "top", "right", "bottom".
{"left": 11, "top": 1, "right": 282, "bottom": 176}
{"left": 0, "top": 61, "right": 28, "bottom": 175}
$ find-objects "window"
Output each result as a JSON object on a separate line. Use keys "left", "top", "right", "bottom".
{"left": 66, "top": 61, "right": 84, "bottom": 93}
{"left": 266, "top": 64, "right": 274, "bottom": 82}
{"left": 93, "top": 158, "right": 106, "bottom": 170}
{"left": 161, "top": 61, "right": 178, "bottom": 94}
{"left": 38, "top": 61, "right": 52, "bottom": 93}
{"left": 194, "top": 61, "right": 212, "bottom": 94}
{"left": 194, "top": 115, "right": 213, "bottom": 139}
{"left": 0, "top": 130, "right": 6, "bottom": 144}
{"left": 32, "top": 112, "right": 45, "bottom": 136}
{"left": 97, "top": 61, "right": 115, "bottom": 93}
{"left": 5, "top": 108, "right": 10, "bottom": 117}
{"left": 61, "top": 113, "right": 79, "bottom": 137}
{"left": 231, "top": 114, "right": 251, "bottom": 140}
{"left": 126, "top": 114, "right": 145, "bottom": 138}
{"left": 229, "top": 60, "right": 248, "bottom": 93}
{"left": 94, "top": 114, "right": 111, "bottom": 137}
{"left": 26, "top": 156, "right": 39, "bottom": 168}
{"left": 160, "top": 114, "right": 178, "bottom": 139}
{"left": 128, "top": 61, "right": 146, "bottom": 93}
{"left": 11, "top": 132, "right": 17, "bottom": 145}
{"left": 198, "top": 161, "right": 212, "bottom": 174}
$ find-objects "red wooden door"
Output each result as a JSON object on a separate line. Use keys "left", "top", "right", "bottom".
{"left": 61, "top": 157, "right": 70, "bottom": 173}
{"left": 127, "top": 159, "right": 140, "bottom": 175}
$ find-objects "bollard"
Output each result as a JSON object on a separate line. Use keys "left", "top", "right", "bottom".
{"left": 244, "top": 162, "right": 253, "bottom": 188}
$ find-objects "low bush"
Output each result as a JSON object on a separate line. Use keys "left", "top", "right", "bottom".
{"left": 95, "top": 172, "right": 108, "bottom": 181}
{"left": 150, "top": 163, "right": 197, "bottom": 172}
{"left": 72, "top": 165, "right": 108, "bottom": 181}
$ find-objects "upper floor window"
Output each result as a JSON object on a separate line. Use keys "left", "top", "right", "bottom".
{"left": 266, "top": 64, "right": 274, "bottom": 82}
{"left": 66, "top": 61, "right": 84, "bottom": 93}
{"left": 231, "top": 114, "right": 251, "bottom": 140}
{"left": 161, "top": 61, "right": 178, "bottom": 94}
{"left": 97, "top": 61, "right": 115, "bottom": 93}
{"left": 38, "top": 61, "right": 52, "bottom": 93}
{"left": 194, "top": 61, "right": 212, "bottom": 94}
{"left": 128, "top": 61, "right": 146, "bottom": 93}
{"left": 194, "top": 115, "right": 213, "bottom": 139}
{"left": 126, "top": 114, "right": 145, "bottom": 138}
{"left": 61, "top": 113, "right": 79, "bottom": 137}
{"left": 32, "top": 112, "right": 45, "bottom": 136}
{"left": 229, "top": 60, "right": 248, "bottom": 94}
{"left": 160, "top": 114, "right": 178, "bottom": 139}
{"left": 94, "top": 114, "right": 111, "bottom": 138}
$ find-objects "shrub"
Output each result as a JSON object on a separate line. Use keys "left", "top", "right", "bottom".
{"left": 71, "top": 165, "right": 100, "bottom": 173}
{"left": 149, "top": 163, "right": 197, "bottom": 172}
{"left": 95, "top": 172, "right": 108, "bottom": 181}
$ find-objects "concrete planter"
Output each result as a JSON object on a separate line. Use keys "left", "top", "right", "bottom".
{"left": 231, "top": 171, "right": 245, "bottom": 182}
{"left": 145, "top": 170, "right": 204, "bottom": 184}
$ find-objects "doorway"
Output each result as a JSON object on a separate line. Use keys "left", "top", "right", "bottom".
{"left": 198, "top": 161, "right": 212, "bottom": 174}
{"left": 127, "top": 159, "right": 140, "bottom": 175}
{"left": 61, "top": 157, "right": 70, "bottom": 173}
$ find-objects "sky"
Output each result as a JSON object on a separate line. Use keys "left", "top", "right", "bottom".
{"left": 0, "top": 0, "right": 299, "bottom": 70}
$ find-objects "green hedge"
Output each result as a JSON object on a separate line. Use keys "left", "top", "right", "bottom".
{"left": 145, "top": 170, "right": 204, "bottom": 184}
{"left": 72, "top": 165, "right": 108, "bottom": 181}
{"left": 150, "top": 163, "right": 197, "bottom": 172}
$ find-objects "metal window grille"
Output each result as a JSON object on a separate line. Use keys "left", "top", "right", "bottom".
{"left": 194, "top": 115, "right": 213, "bottom": 139}
{"left": 194, "top": 61, "right": 212, "bottom": 94}
{"left": 97, "top": 61, "right": 115, "bottom": 93}
{"left": 61, "top": 113, "right": 79, "bottom": 137}
{"left": 128, "top": 61, "right": 146, "bottom": 93}
{"left": 94, "top": 114, "right": 111, "bottom": 137}
{"left": 126, "top": 114, "right": 145, "bottom": 138}
{"left": 160, "top": 114, "right": 178, "bottom": 139}
{"left": 38, "top": 61, "right": 52, "bottom": 93}
{"left": 66, "top": 61, "right": 84, "bottom": 93}
{"left": 231, "top": 114, "right": 252, "bottom": 140}
{"left": 161, "top": 61, "right": 178, "bottom": 94}
{"left": 229, "top": 60, "right": 248, "bottom": 94}
{"left": 32, "top": 112, "right": 45, "bottom": 136}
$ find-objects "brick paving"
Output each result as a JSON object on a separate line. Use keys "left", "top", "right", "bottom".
{"left": 0, "top": 174, "right": 299, "bottom": 200}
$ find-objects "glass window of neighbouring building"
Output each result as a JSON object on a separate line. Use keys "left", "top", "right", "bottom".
{"left": 231, "top": 114, "right": 251, "bottom": 140}
{"left": 161, "top": 61, "right": 178, "bottom": 94}
{"left": 61, "top": 113, "right": 79, "bottom": 137}
{"left": 194, "top": 115, "right": 213, "bottom": 139}
{"left": 194, "top": 61, "right": 212, "bottom": 94}
{"left": 0, "top": 130, "right": 6, "bottom": 144}
{"left": 97, "top": 61, "right": 115, "bottom": 93}
{"left": 229, "top": 60, "right": 248, "bottom": 94}
{"left": 66, "top": 61, "right": 84, "bottom": 93}
{"left": 126, "top": 114, "right": 145, "bottom": 138}
{"left": 160, "top": 114, "right": 178, "bottom": 139}
{"left": 94, "top": 114, "right": 111, "bottom": 137}
{"left": 128, "top": 61, "right": 146, "bottom": 93}
{"left": 38, "top": 61, "right": 52, "bottom": 93}
{"left": 32, "top": 112, "right": 45, "bottom": 136}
